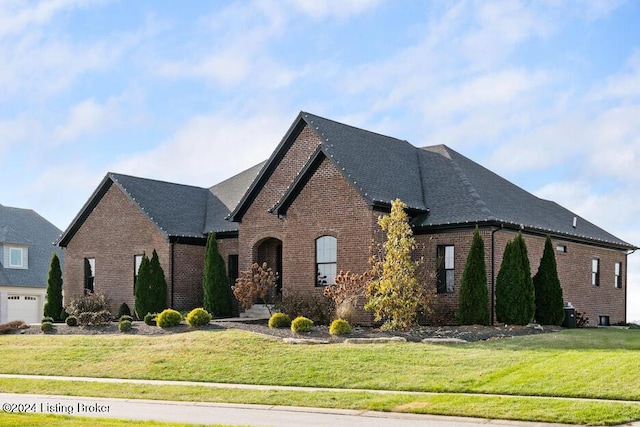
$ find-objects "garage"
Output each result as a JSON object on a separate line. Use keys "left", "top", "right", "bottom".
{"left": 7, "top": 295, "right": 41, "bottom": 324}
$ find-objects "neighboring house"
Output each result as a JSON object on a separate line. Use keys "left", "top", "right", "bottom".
{"left": 57, "top": 112, "right": 637, "bottom": 325}
{"left": 0, "top": 204, "right": 63, "bottom": 324}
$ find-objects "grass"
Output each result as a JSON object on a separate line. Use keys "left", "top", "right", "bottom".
{"left": 0, "top": 378, "right": 639, "bottom": 425}
{"left": 1, "top": 328, "right": 639, "bottom": 425}
{"left": 0, "top": 413, "right": 231, "bottom": 427}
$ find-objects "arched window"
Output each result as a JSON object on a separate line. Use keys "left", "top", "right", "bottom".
{"left": 316, "top": 236, "right": 337, "bottom": 287}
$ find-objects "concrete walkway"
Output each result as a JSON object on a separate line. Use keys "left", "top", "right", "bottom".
{"left": 0, "top": 374, "right": 638, "bottom": 427}
{"left": 0, "top": 392, "right": 583, "bottom": 427}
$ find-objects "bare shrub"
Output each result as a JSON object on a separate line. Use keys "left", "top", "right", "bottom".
{"left": 232, "top": 262, "right": 277, "bottom": 311}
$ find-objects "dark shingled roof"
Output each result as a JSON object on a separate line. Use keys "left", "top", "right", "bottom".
{"left": 304, "top": 113, "right": 427, "bottom": 211}
{"left": 232, "top": 112, "right": 635, "bottom": 249}
{"left": 413, "top": 145, "right": 635, "bottom": 248}
{"left": 58, "top": 112, "right": 636, "bottom": 251}
{"left": 58, "top": 163, "right": 265, "bottom": 246}
{"left": 0, "top": 204, "right": 63, "bottom": 288}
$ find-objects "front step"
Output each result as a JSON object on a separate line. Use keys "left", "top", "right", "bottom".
{"left": 239, "top": 304, "right": 271, "bottom": 320}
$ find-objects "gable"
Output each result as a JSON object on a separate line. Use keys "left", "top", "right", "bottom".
{"left": 229, "top": 111, "right": 428, "bottom": 222}
{"left": 0, "top": 204, "right": 63, "bottom": 288}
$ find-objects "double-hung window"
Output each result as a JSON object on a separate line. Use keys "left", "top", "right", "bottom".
{"left": 84, "top": 258, "right": 95, "bottom": 293}
{"left": 436, "top": 245, "right": 455, "bottom": 294}
{"left": 591, "top": 258, "right": 600, "bottom": 286}
{"left": 316, "top": 236, "right": 337, "bottom": 287}
{"left": 614, "top": 262, "right": 622, "bottom": 289}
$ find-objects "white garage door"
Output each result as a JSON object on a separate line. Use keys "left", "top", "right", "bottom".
{"left": 7, "top": 295, "right": 40, "bottom": 324}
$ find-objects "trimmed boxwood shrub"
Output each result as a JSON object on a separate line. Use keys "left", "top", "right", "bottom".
{"left": 40, "top": 321, "right": 53, "bottom": 333}
{"left": 119, "top": 315, "right": 134, "bottom": 323}
{"left": 291, "top": 316, "right": 313, "bottom": 333}
{"left": 118, "top": 319, "right": 132, "bottom": 332}
{"left": 269, "top": 312, "right": 291, "bottom": 329}
{"left": 156, "top": 309, "right": 182, "bottom": 328}
{"left": 185, "top": 308, "right": 212, "bottom": 328}
{"left": 65, "top": 316, "right": 78, "bottom": 327}
{"left": 41, "top": 317, "right": 54, "bottom": 324}
{"left": 144, "top": 312, "right": 157, "bottom": 326}
{"left": 329, "top": 318, "right": 352, "bottom": 336}
{"left": 117, "top": 303, "right": 132, "bottom": 319}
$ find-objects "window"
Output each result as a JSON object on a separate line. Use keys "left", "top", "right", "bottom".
{"left": 84, "top": 258, "right": 95, "bottom": 293}
{"left": 8, "top": 247, "right": 25, "bottom": 268}
{"left": 134, "top": 255, "right": 143, "bottom": 294}
{"left": 436, "top": 245, "right": 455, "bottom": 294}
{"left": 316, "top": 236, "right": 337, "bottom": 287}
{"left": 591, "top": 258, "right": 600, "bottom": 286}
{"left": 556, "top": 245, "right": 567, "bottom": 253}
{"left": 615, "top": 262, "right": 622, "bottom": 289}
{"left": 228, "top": 254, "right": 239, "bottom": 285}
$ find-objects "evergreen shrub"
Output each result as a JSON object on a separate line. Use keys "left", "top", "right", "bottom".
{"left": 144, "top": 313, "right": 157, "bottom": 326}
{"left": 119, "top": 315, "right": 134, "bottom": 323}
{"left": 329, "top": 318, "right": 352, "bottom": 336}
{"left": 118, "top": 319, "right": 132, "bottom": 332}
{"left": 156, "top": 309, "right": 182, "bottom": 328}
{"left": 185, "top": 308, "right": 212, "bottom": 328}
{"left": 291, "top": 316, "right": 313, "bottom": 333}
{"left": 268, "top": 312, "right": 291, "bottom": 328}
{"left": 41, "top": 317, "right": 54, "bottom": 324}
{"left": 40, "top": 321, "right": 53, "bottom": 333}
{"left": 117, "top": 303, "right": 132, "bottom": 319}
{"left": 65, "top": 316, "right": 78, "bottom": 327}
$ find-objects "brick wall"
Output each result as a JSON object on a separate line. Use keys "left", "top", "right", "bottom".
{"left": 62, "top": 183, "right": 170, "bottom": 313}
{"left": 416, "top": 227, "right": 628, "bottom": 326}
{"left": 237, "top": 125, "right": 377, "bottom": 324}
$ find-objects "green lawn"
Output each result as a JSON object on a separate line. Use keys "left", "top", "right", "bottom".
{"left": 1, "top": 328, "right": 639, "bottom": 425}
{"left": 0, "top": 413, "right": 230, "bottom": 427}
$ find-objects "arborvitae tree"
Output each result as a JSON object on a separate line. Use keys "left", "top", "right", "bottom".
{"left": 495, "top": 233, "right": 535, "bottom": 325}
{"left": 134, "top": 253, "right": 151, "bottom": 318}
{"left": 203, "top": 233, "right": 233, "bottom": 317}
{"left": 365, "top": 199, "right": 431, "bottom": 331}
{"left": 533, "top": 235, "right": 565, "bottom": 325}
{"left": 148, "top": 249, "right": 167, "bottom": 313}
{"left": 457, "top": 226, "right": 489, "bottom": 325}
{"left": 44, "top": 253, "right": 63, "bottom": 321}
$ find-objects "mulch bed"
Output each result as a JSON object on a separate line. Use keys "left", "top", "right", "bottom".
{"left": 8, "top": 319, "right": 562, "bottom": 342}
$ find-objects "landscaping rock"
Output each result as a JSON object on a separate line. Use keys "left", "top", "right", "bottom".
{"left": 283, "top": 337, "right": 331, "bottom": 345}
{"left": 343, "top": 336, "right": 407, "bottom": 344}
{"left": 421, "top": 337, "right": 467, "bottom": 344}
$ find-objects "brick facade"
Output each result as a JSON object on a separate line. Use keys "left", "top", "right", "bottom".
{"left": 62, "top": 183, "right": 239, "bottom": 314}
{"left": 63, "top": 184, "right": 170, "bottom": 312}
{"left": 60, "top": 119, "right": 631, "bottom": 326}
{"left": 416, "top": 227, "right": 628, "bottom": 326}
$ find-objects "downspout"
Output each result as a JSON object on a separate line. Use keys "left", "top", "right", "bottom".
{"left": 170, "top": 241, "right": 175, "bottom": 309}
{"left": 490, "top": 224, "right": 502, "bottom": 326}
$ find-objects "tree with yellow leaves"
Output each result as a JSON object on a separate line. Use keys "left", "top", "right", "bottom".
{"left": 365, "top": 199, "right": 431, "bottom": 330}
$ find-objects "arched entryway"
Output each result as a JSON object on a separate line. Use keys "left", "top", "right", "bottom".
{"left": 253, "top": 237, "right": 283, "bottom": 298}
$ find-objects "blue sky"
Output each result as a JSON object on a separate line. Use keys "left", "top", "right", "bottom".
{"left": 2, "top": 0, "right": 639, "bottom": 321}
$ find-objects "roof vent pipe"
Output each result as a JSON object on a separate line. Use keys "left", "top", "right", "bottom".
{"left": 572, "top": 217, "right": 577, "bottom": 228}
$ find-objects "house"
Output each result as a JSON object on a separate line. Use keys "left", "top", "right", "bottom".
{"left": 0, "top": 204, "right": 63, "bottom": 324}
{"left": 57, "top": 112, "right": 637, "bottom": 325}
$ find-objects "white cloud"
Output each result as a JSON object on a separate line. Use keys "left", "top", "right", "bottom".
{"left": 108, "top": 110, "right": 292, "bottom": 187}
{"left": 0, "top": 0, "right": 106, "bottom": 37}
{"left": 284, "top": 0, "right": 382, "bottom": 20}
{"left": 52, "top": 96, "right": 131, "bottom": 145}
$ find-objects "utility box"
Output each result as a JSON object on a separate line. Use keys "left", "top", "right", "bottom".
{"left": 562, "top": 303, "right": 576, "bottom": 328}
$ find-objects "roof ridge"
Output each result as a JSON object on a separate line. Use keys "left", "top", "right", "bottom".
{"left": 439, "top": 146, "right": 495, "bottom": 220}
{"left": 302, "top": 111, "right": 409, "bottom": 144}
{"left": 108, "top": 172, "right": 207, "bottom": 191}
